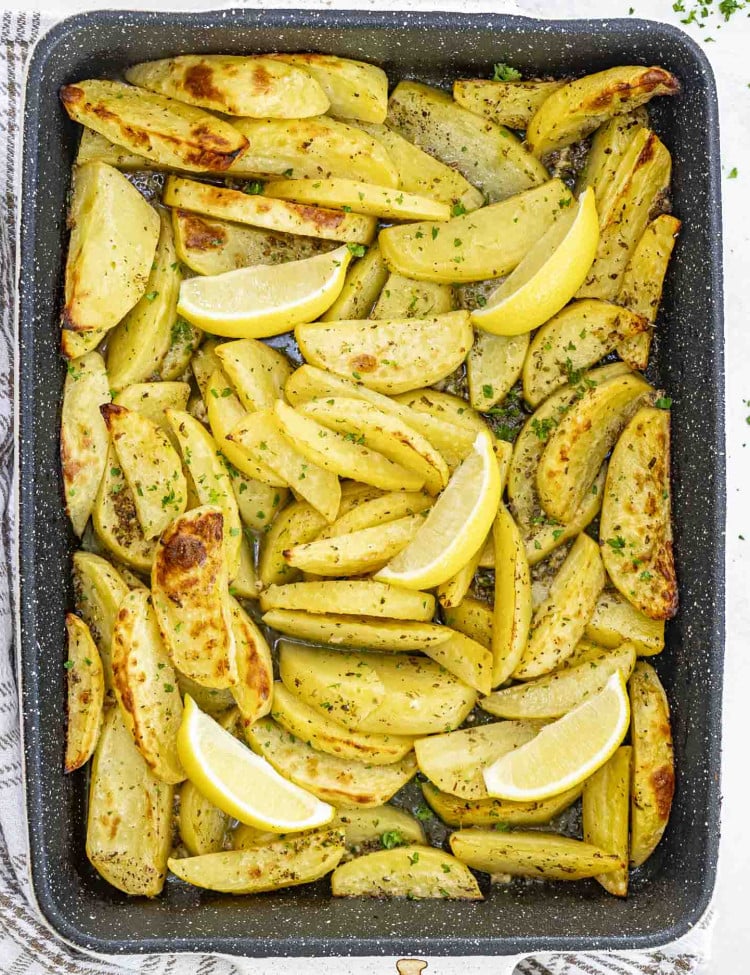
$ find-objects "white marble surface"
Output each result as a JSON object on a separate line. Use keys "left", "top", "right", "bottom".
{"left": 10, "top": 0, "right": 750, "bottom": 970}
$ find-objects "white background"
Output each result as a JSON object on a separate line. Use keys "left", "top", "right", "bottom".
{"left": 8, "top": 0, "right": 750, "bottom": 971}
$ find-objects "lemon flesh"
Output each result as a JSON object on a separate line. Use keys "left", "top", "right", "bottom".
{"left": 471, "top": 188, "right": 599, "bottom": 336}
{"left": 374, "top": 430, "right": 501, "bottom": 590}
{"left": 177, "top": 695, "right": 334, "bottom": 832}
{"left": 483, "top": 671, "right": 630, "bottom": 801}
{"left": 177, "top": 245, "right": 352, "bottom": 338}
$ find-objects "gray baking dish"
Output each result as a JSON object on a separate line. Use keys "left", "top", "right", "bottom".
{"left": 16, "top": 7, "right": 725, "bottom": 959}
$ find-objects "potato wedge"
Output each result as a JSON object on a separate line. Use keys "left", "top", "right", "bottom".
{"left": 260, "top": 580, "right": 435, "bottom": 622}
{"left": 75, "top": 127, "right": 151, "bottom": 170}
{"left": 61, "top": 325, "right": 107, "bottom": 359}
{"left": 61, "top": 79, "right": 248, "bottom": 172}
{"left": 283, "top": 514, "right": 425, "bottom": 577}
{"left": 526, "top": 66, "right": 679, "bottom": 158}
{"left": 586, "top": 589, "right": 665, "bottom": 657}
{"left": 151, "top": 506, "right": 237, "bottom": 689}
{"left": 331, "top": 846, "right": 482, "bottom": 899}
{"left": 271, "top": 53, "right": 387, "bottom": 123}
{"left": 482, "top": 643, "right": 636, "bottom": 720}
{"left": 245, "top": 718, "right": 417, "bottom": 809}
{"left": 600, "top": 406, "right": 676, "bottom": 620}
{"left": 453, "top": 78, "right": 566, "bottom": 129}
{"left": 60, "top": 351, "right": 110, "bottom": 536}
{"left": 111, "top": 588, "right": 185, "bottom": 783}
{"left": 492, "top": 505, "right": 533, "bottom": 687}
{"left": 231, "top": 535, "right": 259, "bottom": 601}
{"left": 87, "top": 706, "right": 173, "bottom": 896}
{"left": 229, "top": 115, "right": 398, "bottom": 186}
{"left": 262, "top": 610, "right": 451, "bottom": 654}
{"left": 394, "top": 389, "right": 486, "bottom": 435}
{"left": 348, "top": 119, "right": 484, "bottom": 211}
{"left": 274, "top": 400, "right": 425, "bottom": 492}
{"left": 522, "top": 299, "right": 648, "bottom": 408}
{"left": 378, "top": 179, "right": 569, "bottom": 283}
{"left": 179, "top": 780, "right": 228, "bottom": 856}
{"left": 372, "top": 272, "right": 455, "bottom": 321}
{"left": 387, "top": 80, "right": 548, "bottom": 202}
{"left": 617, "top": 214, "right": 681, "bottom": 370}
{"left": 271, "top": 681, "right": 414, "bottom": 766}
{"left": 450, "top": 830, "right": 624, "bottom": 880}
{"left": 259, "top": 500, "right": 328, "bottom": 587}
{"left": 263, "top": 179, "right": 451, "bottom": 222}
{"left": 537, "top": 372, "right": 652, "bottom": 524}
{"left": 514, "top": 534, "right": 605, "bottom": 679}
{"left": 126, "top": 54, "right": 329, "bottom": 118}
{"left": 422, "top": 629, "right": 493, "bottom": 696}
{"left": 467, "top": 332, "right": 529, "bottom": 412}
{"left": 227, "top": 596, "right": 273, "bottom": 727}
{"left": 318, "top": 491, "right": 432, "bottom": 540}
{"left": 320, "top": 244, "right": 389, "bottom": 321}
{"left": 227, "top": 465, "right": 287, "bottom": 533}
{"left": 114, "top": 381, "right": 191, "bottom": 438}
{"left": 63, "top": 161, "right": 160, "bottom": 333}
{"left": 151, "top": 304, "right": 202, "bottom": 382}
{"left": 72, "top": 552, "right": 130, "bottom": 690}
{"left": 64, "top": 614, "right": 104, "bottom": 773}
{"left": 169, "top": 827, "right": 345, "bottom": 893}
{"left": 575, "top": 109, "right": 648, "bottom": 200}
{"left": 92, "top": 446, "right": 157, "bottom": 572}
{"left": 443, "top": 596, "right": 493, "bottom": 649}
{"left": 583, "top": 745, "right": 632, "bottom": 897}
{"left": 106, "top": 211, "right": 181, "bottom": 391}
{"left": 421, "top": 780, "right": 581, "bottom": 828}
{"left": 278, "top": 643, "right": 476, "bottom": 736}
{"left": 163, "top": 176, "right": 376, "bottom": 244}
{"left": 295, "top": 312, "right": 472, "bottom": 395}
{"left": 415, "top": 721, "right": 539, "bottom": 800}
{"left": 176, "top": 674, "right": 235, "bottom": 718}
{"left": 336, "top": 806, "right": 426, "bottom": 854}
{"left": 629, "top": 661, "right": 674, "bottom": 866}
{"left": 227, "top": 407, "right": 341, "bottom": 520}
{"left": 298, "top": 397, "right": 449, "bottom": 495}
{"left": 101, "top": 404, "right": 187, "bottom": 540}
{"left": 436, "top": 541, "right": 486, "bottom": 611}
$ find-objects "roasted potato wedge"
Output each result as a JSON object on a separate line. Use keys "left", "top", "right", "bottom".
{"left": 75, "top": 127, "right": 152, "bottom": 170}
{"left": 271, "top": 682, "right": 414, "bottom": 766}
{"left": 92, "top": 445, "right": 157, "bottom": 573}
{"left": 537, "top": 371, "right": 652, "bottom": 524}
{"left": 467, "top": 332, "right": 529, "bottom": 412}
{"left": 164, "top": 177, "right": 376, "bottom": 244}
{"left": 436, "top": 541, "right": 487, "bottom": 610}
{"left": 295, "top": 312, "right": 472, "bottom": 395}
{"left": 522, "top": 299, "right": 648, "bottom": 408}
{"left": 575, "top": 108, "right": 648, "bottom": 200}
{"left": 114, "top": 381, "right": 191, "bottom": 439}
{"left": 423, "top": 629, "right": 493, "bottom": 696}
{"left": 179, "top": 780, "right": 229, "bottom": 856}
{"left": 482, "top": 643, "right": 636, "bottom": 720}
{"left": 264, "top": 178, "right": 451, "bottom": 222}
{"left": 453, "top": 78, "right": 566, "bottom": 129}
{"left": 102, "top": 404, "right": 187, "bottom": 539}
{"left": 387, "top": 81, "right": 548, "bottom": 202}
{"left": 443, "top": 596, "right": 493, "bottom": 649}
{"left": 320, "top": 244, "right": 389, "bottom": 321}
{"left": 87, "top": 706, "right": 173, "bottom": 896}
{"left": 169, "top": 827, "right": 345, "bottom": 893}
{"left": 629, "top": 661, "right": 674, "bottom": 867}
{"left": 60, "top": 351, "right": 111, "bottom": 536}
{"left": 600, "top": 406, "right": 677, "bottom": 620}
{"left": 278, "top": 643, "right": 477, "bottom": 736}
{"left": 271, "top": 53, "right": 388, "bottom": 123}
{"left": 491, "top": 505, "right": 532, "bottom": 687}
{"left": 231, "top": 535, "right": 260, "bottom": 600}
{"left": 61, "top": 324, "right": 108, "bottom": 359}
{"left": 151, "top": 506, "right": 238, "bottom": 689}
{"left": 260, "top": 580, "right": 435, "bottom": 622}
{"left": 63, "top": 161, "right": 160, "bottom": 333}
{"left": 64, "top": 613, "right": 104, "bottom": 773}
{"left": 526, "top": 66, "right": 679, "bottom": 158}
{"left": 176, "top": 674, "right": 235, "bottom": 718}
{"left": 245, "top": 718, "right": 417, "bottom": 809}
{"left": 111, "top": 588, "right": 185, "bottom": 783}
{"left": 450, "top": 829, "right": 624, "bottom": 880}
{"left": 258, "top": 500, "right": 328, "bottom": 587}
{"left": 126, "top": 54, "right": 329, "bottom": 117}
{"left": 72, "top": 552, "right": 131, "bottom": 690}
{"left": 227, "top": 596, "right": 273, "bottom": 727}
{"left": 331, "top": 846, "right": 482, "bottom": 899}
{"left": 317, "top": 491, "right": 431, "bottom": 540}
{"left": 415, "top": 721, "right": 539, "bottom": 800}
{"left": 262, "top": 610, "right": 451, "bottom": 653}
{"left": 583, "top": 745, "right": 632, "bottom": 897}
{"left": 372, "top": 272, "right": 455, "bottom": 321}
{"left": 106, "top": 211, "right": 181, "bottom": 390}
{"left": 60, "top": 79, "right": 248, "bottom": 171}
{"left": 514, "top": 533, "right": 605, "bottom": 679}
{"left": 617, "top": 214, "right": 681, "bottom": 369}
{"left": 586, "top": 589, "right": 665, "bottom": 657}
{"left": 421, "top": 780, "right": 582, "bottom": 828}
{"left": 336, "top": 806, "right": 426, "bottom": 854}
{"left": 378, "top": 179, "right": 569, "bottom": 283}
{"left": 227, "top": 464, "right": 287, "bottom": 533}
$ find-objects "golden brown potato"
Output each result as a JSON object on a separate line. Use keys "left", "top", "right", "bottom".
{"left": 421, "top": 779, "right": 582, "bottom": 828}
{"left": 320, "top": 245, "right": 390, "bottom": 321}
{"left": 179, "top": 780, "right": 228, "bottom": 856}
{"left": 372, "top": 272, "right": 455, "bottom": 322}
{"left": 92, "top": 445, "right": 157, "bottom": 573}
{"left": 331, "top": 846, "right": 482, "bottom": 899}
{"left": 72, "top": 552, "right": 131, "bottom": 690}
{"left": 583, "top": 745, "right": 632, "bottom": 897}
{"left": 260, "top": 580, "right": 435, "bottom": 622}
{"left": 585, "top": 589, "right": 665, "bottom": 657}
{"left": 227, "top": 596, "right": 273, "bottom": 728}
{"left": 270, "top": 53, "right": 388, "bottom": 123}
{"left": 575, "top": 108, "right": 648, "bottom": 200}
{"left": 64, "top": 613, "right": 104, "bottom": 773}
{"left": 453, "top": 78, "right": 566, "bottom": 129}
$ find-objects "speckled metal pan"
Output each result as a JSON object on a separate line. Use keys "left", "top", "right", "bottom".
{"left": 16, "top": 7, "right": 724, "bottom": 959}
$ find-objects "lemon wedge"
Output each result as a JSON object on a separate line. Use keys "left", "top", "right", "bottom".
{"left": 471, "top": 187, "right": 599, "bottom": 336}
{"left": 177, "top": 245, "right": 352, "bottom": 338}
{"left": 373, "top": 429, "right": 501, "bottom": 590}
{"left": 177, "top": 695, "right": 335, "bottom": 832}
{"left": 483, "top": 671, "right": 630, "bottom": 801}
